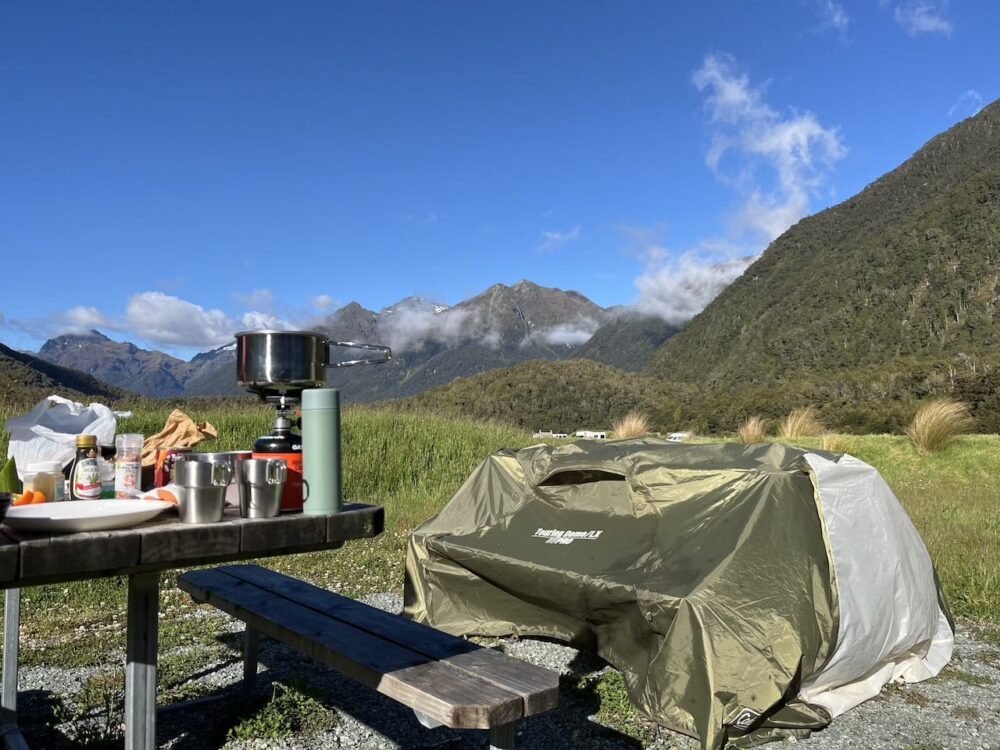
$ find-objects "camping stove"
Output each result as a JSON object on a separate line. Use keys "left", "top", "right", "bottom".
{"left": 234, "top": 330, "right": 391, "bottom": 510}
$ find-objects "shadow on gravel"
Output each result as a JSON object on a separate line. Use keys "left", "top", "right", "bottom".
{"left": 15, "top": 631, "right": 649, "bottom": 749}
{"left": 18, "top": 688, "right": 122, "bottom": 749}
{"left": 156, "top": 630, "right": 648, "bottom": 749}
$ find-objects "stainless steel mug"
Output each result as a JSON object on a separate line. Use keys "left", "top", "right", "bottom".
{"left": 174, "top": 458, "right": 232, "bottom": 523}
{"left": 239, "top": 458, "right": 287, "bottom": 518}
{"left": 189, "top": 451, "right": 251, "bottom": 506}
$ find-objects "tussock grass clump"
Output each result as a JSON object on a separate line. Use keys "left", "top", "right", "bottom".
{"left": 777, "top": 407, "right": 826, "bottom": 438}
{"left": 821, "top": 434, "right": 853, "bottom": 454}
{"left": 612, "top": 411, "right": 650, "bottom": 439}
{"left": 736, "top": 416, "right": 767, "bottom": 444}
{"left": 906, "top": 398, "right": 974, "bottom": 453}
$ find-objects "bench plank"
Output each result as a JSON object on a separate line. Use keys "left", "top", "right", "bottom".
{"left": 180, "top": 567, "right": 526, "bottom": 728}
{"left": 380, "top": 661, "right": 522, "bottom": 729}
{"left": 219, "top": 565, "right": 559, "bottom": 715}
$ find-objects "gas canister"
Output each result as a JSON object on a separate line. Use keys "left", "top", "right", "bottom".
{"left": 252, "top": 414, "right": 303, "bottom": 511}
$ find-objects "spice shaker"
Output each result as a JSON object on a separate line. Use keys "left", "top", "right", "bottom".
{"left": 114, "top": 433, "right": 144, "bottom": 498}
{"left": 301, "top": 388, "right": 342, "bottom": 515}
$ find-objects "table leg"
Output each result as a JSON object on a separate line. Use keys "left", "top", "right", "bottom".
{"left": 1, "top": 589, "right": 28, "bottom": 750}
{"left": 243, "top": 626, "right": 259, "bottom": 691}
{"left": 125, "top": 571, "right": 160, "bottom": 750}
{"left": 489, "top": 721, "right": 516, "bottom": 749}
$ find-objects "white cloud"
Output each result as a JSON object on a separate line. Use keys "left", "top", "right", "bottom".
{"left": 535, "top": 319, "right": 601, "bottom": 347}
{"left": 377, "top": 306, "right": 475, "bottom": 353}
{"left": 5, "top": 288, "right": 328, "bottom": 353}
{"left": 239, "top": 311, "right": 293, "bottom": 331}
{"left": 480, "top": 330, "right": 502, "bottom": 348}
{"left": 948, "top": 89, "right": 983, "bottom": 119}
{"left": 894, "top": 1, "right": 953, "bottom": 36}
{"left": 63, "top": 306, "right": 114, "bottom": 332}
{"left": 693, "top": 53, "right": 846, "bottom": 245}
{"left": 124, "top": 292, "right": 235, "bottom": 348}
{"left": 311, "top": 294, "right": 335, "bottom": 312}
{"left": 814, "top": 0, "right": 850, "bottom": 34}
{"left": 635, "top": 253, "right": 755, "bottom": 325}
{"left": 233, "top": 288, "right": 276, "bottom": 310}
{"left": 538, "top": 226, "right": 581, "bottom": 252}
{"left": 628, "top": 55, "right": 842, "bottom": 324}
{"left": 5, "top": 305, "right": 122, "bottom": 341}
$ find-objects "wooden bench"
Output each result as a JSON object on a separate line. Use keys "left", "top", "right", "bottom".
{"left": 178, "top": 565, "right": 559, "bottom": 749}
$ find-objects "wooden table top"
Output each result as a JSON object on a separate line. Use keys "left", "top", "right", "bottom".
{"left": 0, "top": 502, "right": 383, "bottom": 588}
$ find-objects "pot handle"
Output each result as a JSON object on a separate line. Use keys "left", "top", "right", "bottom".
{"left": 327, "top": 341, "right": 392, "bottom": 367}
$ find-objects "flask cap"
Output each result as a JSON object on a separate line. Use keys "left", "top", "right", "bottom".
{"left": 302, "top": 388, "right": 340, "bottom": 411}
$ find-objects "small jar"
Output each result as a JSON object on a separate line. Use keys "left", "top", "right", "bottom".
{"left": 71, "top": 434, "right": 102, "bottom": 501}
{"left": 24, "top": 461, "right": 67, "bottom": 502}
{"left": 114, "top": 433, "right": 144, "bottom": 498}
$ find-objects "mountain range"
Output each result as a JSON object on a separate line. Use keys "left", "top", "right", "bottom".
{"left": 32, "top": 280, "right": 675, "bottom": 401}
{"left": 403, "top": 98, "right": 1000, "bottom": 433}
{"left": 14, "top": 97, "right": 1000, "bottom": 433}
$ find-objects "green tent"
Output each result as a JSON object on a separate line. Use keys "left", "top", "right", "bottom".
{"left": 404, "top": 440, "right": 953, "bottom": 748}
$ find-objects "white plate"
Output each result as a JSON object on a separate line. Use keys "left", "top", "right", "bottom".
{"left": 4, "top": 499, "right": 175, "bottom": 533}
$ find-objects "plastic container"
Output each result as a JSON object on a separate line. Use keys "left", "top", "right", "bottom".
{"left": 114, "top": 433, "right": 144, "bottom": 498}
{"left": 301, "top": 388, "right": 342, "bottom": 515}
{"left": 24, "top": 460, "right": 66, "bottom": 502}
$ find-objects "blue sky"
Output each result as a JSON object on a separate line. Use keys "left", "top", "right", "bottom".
{"left": 1, "top": 1, "right": 996, "bottom": 357}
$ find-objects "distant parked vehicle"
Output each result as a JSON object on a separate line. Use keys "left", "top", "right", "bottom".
{"left": 667, "top": 432, "right": 691, "bottom": 443}
{"left": 574, "top": 430, "right": 607, "bottom": 440}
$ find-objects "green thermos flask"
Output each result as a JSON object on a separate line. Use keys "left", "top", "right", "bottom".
{"left": 301, "top": 388, "right": 342, "bottom": 515}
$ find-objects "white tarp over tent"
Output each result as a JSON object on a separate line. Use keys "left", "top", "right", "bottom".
{"left": 799, "top": 453, "right": 953, "bottom": 715}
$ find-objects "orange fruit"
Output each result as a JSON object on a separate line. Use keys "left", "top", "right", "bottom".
{"left": 30, "top": 491, "right": 47, "bottom": 504}
{"left": 14, "top": 491, "right": 34, "bottom": 506}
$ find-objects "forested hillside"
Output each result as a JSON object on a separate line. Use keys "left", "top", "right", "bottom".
{"left": 646, "top": 99, "right": 1000, "bottom": 386}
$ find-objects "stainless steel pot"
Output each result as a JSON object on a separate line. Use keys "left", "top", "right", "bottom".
{"left": 235, "top": 330, "right": 391, "bottom": 397}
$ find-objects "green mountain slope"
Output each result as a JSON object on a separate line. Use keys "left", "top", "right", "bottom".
{"left": 646, "top": 99, "right": 1000, "bottom": 385}
{"left": 0, "top": 341, "right": 131, "bottom": 411}
{"left": 575, "top": 314, "right": 681, "bottom": 371}
{"left": 399, "top": 359, "right": 692, "bottom": 433}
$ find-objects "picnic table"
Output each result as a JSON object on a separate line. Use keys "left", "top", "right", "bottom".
{"left": 0, "top": 502, "right": 384, "bottom": 750}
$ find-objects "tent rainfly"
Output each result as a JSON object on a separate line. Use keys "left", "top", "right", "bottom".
{"left": 404, "top": 440, "right": 953, "bottom": 749}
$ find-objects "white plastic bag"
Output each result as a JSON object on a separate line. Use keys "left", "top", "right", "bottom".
{"left": 3, "top": 395, "right": 117, "bottom": 479}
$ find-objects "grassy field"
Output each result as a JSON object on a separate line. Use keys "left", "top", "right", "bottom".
{"left": 0, "top": 405, "right": 998, "bottom": 620}
{"left": 0, "top": 403, "right": 997, "bottom": 744}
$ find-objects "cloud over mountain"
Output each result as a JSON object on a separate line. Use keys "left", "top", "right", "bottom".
{"left": 635, "top": 254, "right": 753, "bottom": 325}
{"left": 693, "top": 53, "right": 847, "bottom": 245}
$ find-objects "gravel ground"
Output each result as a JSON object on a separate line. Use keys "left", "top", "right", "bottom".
{"left": 13, "top": 593, "right": 999, "bottom": 750}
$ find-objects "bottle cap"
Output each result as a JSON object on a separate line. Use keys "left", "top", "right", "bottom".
{"left": 302, "top": 388, "right": 340, "bottom": 411}
{"left": 76, "top": 434, "right": 98, "bottom": 448}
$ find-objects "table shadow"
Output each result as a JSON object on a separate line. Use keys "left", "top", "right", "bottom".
{"left": 153, "top": 630, "right": 649, "bottom": 749}
{"left": 11, "top": 633, "right": 651, "bottom": 749}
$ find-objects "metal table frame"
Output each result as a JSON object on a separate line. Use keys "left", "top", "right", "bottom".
{"left": 0, "top": 503, "right": 383, "bottom": 749}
